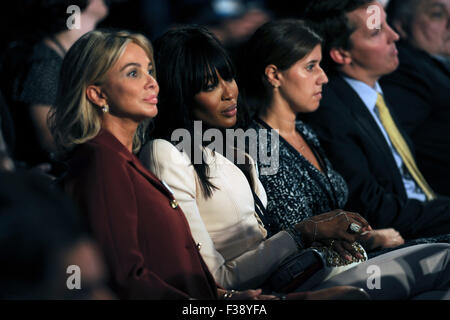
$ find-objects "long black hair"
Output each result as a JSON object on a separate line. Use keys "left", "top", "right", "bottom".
{"left": 237, "top": 19, "right": 323, "bottom": 123}
{"left": 152, "top": 25, "right": 236, "bottom": 198}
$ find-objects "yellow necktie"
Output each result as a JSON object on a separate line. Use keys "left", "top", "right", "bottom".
{"left": 375, "top": 93, "right": 436, "bottom": 201}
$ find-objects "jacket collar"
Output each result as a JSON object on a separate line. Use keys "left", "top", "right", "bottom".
{"left": 90, "top": 129, "right": 134, "bottom": 162}
{"left": 90, "top": 129, "right": 174, "bottom": 198}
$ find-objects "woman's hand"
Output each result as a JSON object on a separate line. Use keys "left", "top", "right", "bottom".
{"left": 294, "top": 209, "right": 370, "bottom": 246}
{"left": 358, "top": 228, "right": 405, "bottom": 250}
{"left": 314, "top": 239, "right": 365, "bottom": 262}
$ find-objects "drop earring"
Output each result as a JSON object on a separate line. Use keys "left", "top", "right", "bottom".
{"left": 102, "top": 104, "right": 109, "bottom": 113}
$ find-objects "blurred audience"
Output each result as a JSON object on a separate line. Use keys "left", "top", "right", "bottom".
{"left": 0, "top": 171, "right": 114, "bottom": 299}
{"left": 0, "top": 90, "right": 15, "bottom": 171}
{"left": 0, "top": 0, "right": 108, "bottom": 168}
{"left": 264, "top": 0, "right": 309, "bottom": 19}
{"left": 380, "top": 0, "right": 450, "bottom": 196}
{"left": 136, "top": 0, "right": 270, "bottom": 59}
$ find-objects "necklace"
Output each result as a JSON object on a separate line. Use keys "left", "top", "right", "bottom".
{"left": 295, "top": 142, "right": 306, "bottom": 153}
{"left": 49, "top": 36, "right": 67, "bottom": 57}
{"left": 291, "top": 132, "right": 307, "bottom": 153}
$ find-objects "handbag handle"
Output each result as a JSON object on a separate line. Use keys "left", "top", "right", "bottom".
{"left": 251, "top": 188, "right": 274, "bottom": 231}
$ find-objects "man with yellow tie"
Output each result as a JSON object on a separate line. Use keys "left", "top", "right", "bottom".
{"left": 301, "top": 0, "right": 450, "bottom": 240}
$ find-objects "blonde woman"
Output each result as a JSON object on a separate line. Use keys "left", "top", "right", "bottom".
{"left": 49, "top": 29, "right": 222, "bottom": 300}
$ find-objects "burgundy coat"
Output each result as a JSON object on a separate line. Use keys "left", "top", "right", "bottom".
{"left": 63, "top": 129, "right": 218, "bottom": 299}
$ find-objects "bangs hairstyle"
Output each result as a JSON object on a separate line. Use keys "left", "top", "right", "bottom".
{"left": 49, "top": 29, "right": 154, "bottom": 156}
{"left": 238, "top": 19, "right": 322, "bottom": 121}
{"left": 153, "top": 25, "right": 235, "bottom": 138}
{"left": 152, "top": 25, "right": 235, "bottom": 198}
{"left": 189, "top": 35, "right": 236, "bottom": 95}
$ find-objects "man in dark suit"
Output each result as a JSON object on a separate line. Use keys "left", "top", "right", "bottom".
{"left": 380, "top": 0, "right": 450, "bottom": 196}
{"left": 302, "top": 0, "right": 450, "bottom": 239}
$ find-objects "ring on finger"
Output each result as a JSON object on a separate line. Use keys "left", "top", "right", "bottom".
{"left": 348, "top": 222, "right": 361, "bottom": 234}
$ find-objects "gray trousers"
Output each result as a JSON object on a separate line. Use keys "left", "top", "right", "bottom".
{"left": 311, "top": 243, "right": 450, "bottom": 300}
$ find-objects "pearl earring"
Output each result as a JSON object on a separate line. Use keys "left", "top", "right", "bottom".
{"left": 102, "top": 104, "right": 109, "bottom": 113}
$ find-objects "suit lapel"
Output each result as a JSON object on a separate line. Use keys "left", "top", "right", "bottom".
{"left": 330, "top": 77, "right": 407, "bottom": 195}
{"left": 331, "top": 77, "right": 393, "bottom": 156}
{"left": 129, "top": 155, "right": 175, "bottom": 199}
{"left": 93, "top": 129, "right": 175, "bottom": 199}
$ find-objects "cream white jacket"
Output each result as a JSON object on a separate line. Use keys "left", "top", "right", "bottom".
{"left": 140, "top": 139, "right": 298, "bottom": 290}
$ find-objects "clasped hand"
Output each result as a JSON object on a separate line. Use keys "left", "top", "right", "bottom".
{"left": 294, "top": 209, "right": 370, "bottom": 261}
{"left": 295, "top": 209, "right": 369, "bottom": 245}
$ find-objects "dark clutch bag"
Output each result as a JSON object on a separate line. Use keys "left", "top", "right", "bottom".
{"left": 267, "top": 248, "right": 326, "bottom": 293}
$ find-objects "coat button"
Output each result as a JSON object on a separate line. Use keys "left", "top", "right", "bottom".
{"left": 170, "top": 199, "right": 178, "bottom": 209}
{"left": 196, "top": 242, "right": 202, "bottom": 250}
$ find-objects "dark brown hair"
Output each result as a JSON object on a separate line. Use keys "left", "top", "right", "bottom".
{"left": 237, "top": 19, "right": 322, "bottom": 122}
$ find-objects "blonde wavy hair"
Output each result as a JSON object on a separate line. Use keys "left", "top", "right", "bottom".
{"left": 49, "top": 29, "right": 155, "bottom": 155}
